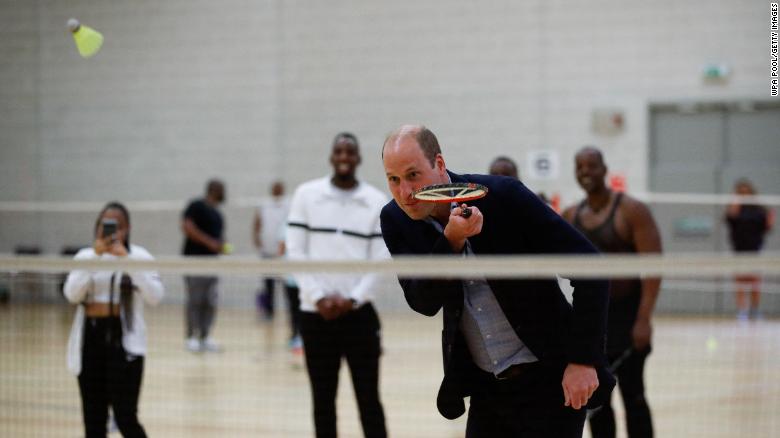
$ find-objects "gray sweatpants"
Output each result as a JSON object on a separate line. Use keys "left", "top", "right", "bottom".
{"left": 184, "top": 276, "right": 218, "bottom": 339}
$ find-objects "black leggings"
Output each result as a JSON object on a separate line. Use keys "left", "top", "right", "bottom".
{"left": 300, "top": 304, "right": 386, "bottom": 438}
{"left": 589, "top": 347, "right": 653, "bottom": 438}
{"left": 78, "top": 317, "right": 146, "bottom": 438}
{"left": 589, "top": 294, "right": 654, "bottom": 438}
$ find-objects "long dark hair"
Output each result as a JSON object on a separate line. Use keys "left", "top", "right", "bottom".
{"left": 94, "top": 201, "right": 136, "bottom": 330}
{"left": 94, "top": 201, "right": 131, "bottom": 248}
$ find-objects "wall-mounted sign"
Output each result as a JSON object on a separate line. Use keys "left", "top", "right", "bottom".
{"left": 592, "top": 108, "right": 625, "bottom": 135}
{"left": 526, "top": 150, "right": 560, "bottom": 180}
{"left": 674, "top": 216, "right": 714, "bottom": 237}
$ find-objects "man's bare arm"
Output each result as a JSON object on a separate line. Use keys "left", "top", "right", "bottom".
{"left": 625, "top": 199, "right": 662, "bottom": 350}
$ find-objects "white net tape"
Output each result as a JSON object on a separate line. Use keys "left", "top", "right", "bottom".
{"left": 2, "top": 253, "right": 779, "bottom": 279}
{"left": 1, "top": 191, "right": 779, "bottom": 212}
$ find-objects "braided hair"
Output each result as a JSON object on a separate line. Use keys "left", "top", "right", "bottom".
{"left": 94, "top": 202, "right": 136, "bottom": 330}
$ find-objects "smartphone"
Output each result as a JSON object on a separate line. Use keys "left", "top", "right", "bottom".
{"left": 101, "top": 218, "right": 118, "bottom": 239}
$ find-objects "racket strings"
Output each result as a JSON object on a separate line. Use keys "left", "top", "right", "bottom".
{"left": 413, "top": 183, "right": 488, "bottom": 202}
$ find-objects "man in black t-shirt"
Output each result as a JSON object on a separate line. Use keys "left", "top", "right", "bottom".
{"left": 181, "top": 179, "right": 226, "bottom": 352}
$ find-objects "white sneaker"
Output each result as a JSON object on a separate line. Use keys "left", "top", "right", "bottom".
{"left": 288, "top": 335, "right": 303, "bottom": 351}
{"left": 289, "top": 335, "right": 304, "bottom": 369}
{"left": 186, "top": 337, "right": 202, "bottom": 353}
{"left": 202, "top": 337, "right": 222, "bottom": 353}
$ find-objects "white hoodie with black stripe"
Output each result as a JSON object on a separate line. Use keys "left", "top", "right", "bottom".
{"left": 285, "top": 176, "right": 390, "bottom": 312}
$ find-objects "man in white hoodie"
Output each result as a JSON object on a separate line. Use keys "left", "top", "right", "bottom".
{"left": 286, "top": 132, "right": 388, "bottom": 438}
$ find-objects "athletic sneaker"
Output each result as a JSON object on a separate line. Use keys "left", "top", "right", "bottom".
{"left": 288, "top": 335, "right": 303, "bottom": 351}
{"left": 289, "top": 336, "right": 304, "bottom": 369}
{"left": 202, "top": 337, "right": 222, "bottom": 353}
{"left": 186, "top": 337, "right": 201, "bottom": 353}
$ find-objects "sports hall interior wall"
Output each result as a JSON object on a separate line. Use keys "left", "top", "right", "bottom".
{"left": 0, "top": 1, "right": 775, "bottom": 315}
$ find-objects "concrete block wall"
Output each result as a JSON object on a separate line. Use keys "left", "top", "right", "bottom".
{"left": 0, "top": 0, "right": 773, "bottom": 262}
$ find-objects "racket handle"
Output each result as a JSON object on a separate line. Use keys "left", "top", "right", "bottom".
{"left": 461, "top": 207, "right": 472, "bottom": 218}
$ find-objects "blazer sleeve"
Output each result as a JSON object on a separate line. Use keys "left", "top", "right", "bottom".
{"left": 380, "top": 204, "right": 462, "bottom": 317}
{"left": 503, "top": 180, "right": 610, "bottom": 365}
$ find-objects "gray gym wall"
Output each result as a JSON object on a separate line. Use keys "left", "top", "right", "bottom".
{"left": 0, "top": 2, "right": 774, "bottom": 267}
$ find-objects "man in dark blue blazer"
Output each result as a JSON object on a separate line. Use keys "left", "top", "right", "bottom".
{"left": 380, "top": 125, "right": 614, "bottom": 437}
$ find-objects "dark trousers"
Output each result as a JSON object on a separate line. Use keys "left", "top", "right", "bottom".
{"left": 589, "top": 347, "right": 653, "bottom": 438}
{"left": 284, "top": 284, "right": 301, "bottom": 340}
{"left": 257, "top": 277, "right": 276, "bottom": 316}
{"left": 465, "top": 361, "right": 586, "bottom": 438}
{"left": 184, "top": 276, "right": 218, "bottom": 339}
{"left": 78, "top": 317, "right": 146, "bottom": 438}
{"left": 299, "top": 304, "right": 387, "bottom": 438}
{"left": 589, "top": 292, "right": 654, "bottom": 438}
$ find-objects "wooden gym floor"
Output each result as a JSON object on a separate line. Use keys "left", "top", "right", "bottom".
{"left": 1, "top": 302, "right": 778, "bottom": 437}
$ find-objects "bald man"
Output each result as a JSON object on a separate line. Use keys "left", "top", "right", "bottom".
{"left": 563, "top": 147, "right": 660, "bottom": 438}
{"left": 380, "top": 125, "right": 614, "bottom": 437}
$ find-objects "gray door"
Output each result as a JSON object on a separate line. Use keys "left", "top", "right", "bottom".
{"left": 649, "top": 101, "right": 780, "bottom": 314}
{"left": 650, "top": 106, "right": 726, "bottom": 253}
{"left": 650, "top": 101, "right": 780, "bottom": 253}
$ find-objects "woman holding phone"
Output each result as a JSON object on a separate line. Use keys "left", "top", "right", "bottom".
{"left": 63, "top": 202, "right": 164, "bottom": 437}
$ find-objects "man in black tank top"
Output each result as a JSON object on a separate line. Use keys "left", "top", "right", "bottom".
{"left": 563, "top": 147, "right": 662, "bottom": 438}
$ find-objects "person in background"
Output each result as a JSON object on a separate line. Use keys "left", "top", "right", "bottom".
{"left": 64, "top": 202, "right": 164, "bottom": 438}
{"left": 725, "top": 178, "right": 774, "bottom": 321}
{"left": 488, "top": 155, "right": 561, "bottom": 212}
{"left": 252, "top": 180, "right": 290, "bottom": 320}
{"left": 181, "top": 179, "right": 228, "bottom": 353}
{"left": 488, "top": 155, "right": 519, "bottom": 179}
{"left": 286, "top": 132, "right": 388, "bottom": 438}
{"left": 563, "top": 146, "right": 661, "bottom": 438}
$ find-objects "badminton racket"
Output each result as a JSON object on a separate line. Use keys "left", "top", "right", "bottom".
{"left": 412, "top": 183, "right": 488, "bottom": 218}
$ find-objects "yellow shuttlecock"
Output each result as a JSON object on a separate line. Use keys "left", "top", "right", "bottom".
{"left": 67, "top": 18, "right": 103, "bottom": 58}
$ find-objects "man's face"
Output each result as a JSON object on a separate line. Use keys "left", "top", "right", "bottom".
{"left": 383, "top": 136, "right": 447, "bottom": 220}
{"left": 735, "top": 182, "right": 754, "bottom": 195}
{"left": 271, "top": 182, "right": 284, "bottom": 197}
{"left": 575, "top": 151, "right": 607, "bottom": 194}
{"left": 211, "top": 184, "right": 226, "bottom": 204}
{"left": 330, "top": 138, "right": 361, "bottom": 178}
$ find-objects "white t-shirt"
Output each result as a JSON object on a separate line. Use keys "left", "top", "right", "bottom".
{"left": 257, "top": 196, "right": 290, "bottom": 257}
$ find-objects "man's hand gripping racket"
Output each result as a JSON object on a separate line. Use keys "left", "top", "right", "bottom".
{"left": 413, "top": 183, "right": 488, "bottom": 252}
